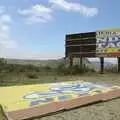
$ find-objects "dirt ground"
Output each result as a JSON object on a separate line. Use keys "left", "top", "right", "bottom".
{"left": 32, "top": 74, "right": 120, "bottom": 120}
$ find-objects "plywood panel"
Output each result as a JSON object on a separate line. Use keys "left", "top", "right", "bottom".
{"left": 0, "top": 81, "right": 120, "bottom": 119}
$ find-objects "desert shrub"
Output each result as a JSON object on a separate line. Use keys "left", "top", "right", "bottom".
{"left": 0, "top": 73, "right": 4, "bottom": 84}
{"left": 105, "top": 65, "right": 118, "bottom": 73}
{"left": 69, "top": 65, "right": 87, "bottom": 75}
{"left": 0, "top": 58, "right": 6, "bottom": 64}
{"left": 43, "top": 65, "right": 52, "bottom": 71}
{"left": 56, "top": 63, "right": 65, "bottom": 74}
{"left": 56, "top": 63, "right": 70, "bottom": 75}
{"left": 4, "top": 63, "right": 41, "bottom": 73}
{"left": 24, "top": 64, "right": 40, "bottom": 72}
{"left": 89, "top": 68, "right": 96, "bottom": 72}
{"left": 26, "top": 72, "right": 38, "bottom": 79}
{"left": 7, "top": 64, "right": 17, "bottom": 72}
{"left": 0, "top": 58, "right": 7, "bottom": 72}
{"left": 0, "top": 58, "right": 96, "bottom": 76}
{"left": 85, "top": 65, "right": 96, "bottom": 73}
{"left": 56, "top": 63, "right": 87, "bottom": 75}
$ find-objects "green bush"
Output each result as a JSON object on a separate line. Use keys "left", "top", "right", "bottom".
{"left": 0, "top": 73, "right": 4, "bottom": 84}
{"left": 0, "top": 58, "right": 96, "bottom": 76}
{"left": 105, "top": 65, "right": 118, "bottom": 73}
{"left": 44, "top": 65, "right": 52, "bottom": 71}
{"left": 69, "top": 65, "right": 84, "bottom": 75}
{"left": 56, "top": 63, "right": 87, "bottom": 75}
{"left": 0, "top": 58, "right": 7, "bottom": 72}
{"left": 26, "top": 73, "right": 38, "bottom": 79}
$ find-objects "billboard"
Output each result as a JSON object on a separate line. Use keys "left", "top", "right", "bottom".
{"left": 65, "top": 32, "right": 96, "bottom": 57}
{"left": 96, "top": 30, "right": 120, "bottom": 57}
{"left": 65, "top": 29, "right": 120, "bottom": 58}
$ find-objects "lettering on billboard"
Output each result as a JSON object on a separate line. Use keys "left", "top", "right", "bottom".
{"left": 96, "top": 31, "right": 120, "bottom": 56}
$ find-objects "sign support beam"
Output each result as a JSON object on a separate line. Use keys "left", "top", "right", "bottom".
{"left": 80, "top": 57, "right": 83, "bottom": 68}
{"left": 100, "top": 57, "right": 104, "bottom": 74}
{"left": 118, "top": 57, "right": 120, "bottom": 72}
{"left": 69, "top": 56, "right": 73, "bottom": 67}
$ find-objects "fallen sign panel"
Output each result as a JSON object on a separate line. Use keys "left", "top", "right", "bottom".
{"left": 0, "top": 81, "right": 120, "bottom": 120}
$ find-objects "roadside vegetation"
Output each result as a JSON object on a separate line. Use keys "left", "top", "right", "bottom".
{"left": 0, "top": 58, "right": 119, "bottom": 86}
{"left": 0, "top": 58, "right": 95, "bottom": 86}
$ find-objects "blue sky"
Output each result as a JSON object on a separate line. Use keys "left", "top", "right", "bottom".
{"left": 0, "top": 0, "right": 119, "bottom": 61}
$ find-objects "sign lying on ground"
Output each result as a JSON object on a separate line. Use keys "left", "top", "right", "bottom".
{"left": 65, "top": 29, "right": 120, "bottom": 57}
{"left": 0, "top": 81, "right": 120, "bottom": 120}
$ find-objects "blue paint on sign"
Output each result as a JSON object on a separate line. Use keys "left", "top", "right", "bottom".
{"left": 23, "top": 82, "right": 104, "bottom": 107}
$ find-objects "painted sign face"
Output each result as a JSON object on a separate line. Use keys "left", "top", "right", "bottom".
{"left": 96, "top": 31, "right": 120, "bottom": 57}
{"left": 1, "top": 81, "right": 120, "bottom": 112}
{"left": 23, "top": 82, "right": 108, "bottom": 107}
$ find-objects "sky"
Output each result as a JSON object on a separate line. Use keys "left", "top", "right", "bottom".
{"left": 0, "top": 0, "right": 120, "bottom": 62}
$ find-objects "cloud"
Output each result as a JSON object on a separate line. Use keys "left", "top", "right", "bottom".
{"left": 0, "top": 6, "right": 5, "bottom": 14}
{"left": 18, "top": 4, "right": 53, "bottom": 24}
{"left": 0, "top": 26, "right": 17, "bottom": 49}
{"left": 0, "top": 39, "right": 17, "bottom": 48}
{"left": 0, "top": 10, "right": 18, "bottom": 49}
{"left": 0, "top": 14, "right": 13, "bottom": 23}
{"left": 49, "top": 0, "right": 98, "bottom": 17}
{"left": 18, "top": 1, "right": 98, "bottom": 24}
{"left": 0, "top": 24, "right": 10, "bottom": 31}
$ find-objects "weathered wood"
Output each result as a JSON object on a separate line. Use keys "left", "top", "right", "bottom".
{"left": 117, "top": 57, "right": 120, "bottom": 72}
{"left": 69, "top": 56, "right": 73, "bottom": 67}
{"left": 100, "top": 57, "right": 104, "bottom": 74}
{"left": 80, "top": 57, "right": 83, "bottom": 68}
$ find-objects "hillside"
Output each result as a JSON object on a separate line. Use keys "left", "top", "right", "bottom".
{"left": 5, "top": 58, "right": 114, "bottom": 70}
{"left": 6, "top": 58, "right": 64, "bottom": 68}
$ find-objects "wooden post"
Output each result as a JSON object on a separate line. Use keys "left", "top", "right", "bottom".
{"left": 69, "top": 56, "right": 73, "bottom": 67}
{"left": 80, "top": 57, "right": 83, "bottom": 68}
{"left": 100, "top": 57, "right": 104, "bottom": 74}
{"left": 117, "top": 57, "right": 120, "bottom": 72}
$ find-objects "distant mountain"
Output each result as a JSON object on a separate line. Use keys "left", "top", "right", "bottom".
{"left": 5, "top": 58, "right": 115, "bottom": 71}
{"left": 6, "top": 58, "right": 64, "bottom": 68}
{"left": 5, "top": 57, "right": 92, "bottom": 68}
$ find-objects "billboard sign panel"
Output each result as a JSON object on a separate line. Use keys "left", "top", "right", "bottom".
{"left": 96, "top": 30, "right": 120, "bottom": 57}
{"left": 65, "top": 29, "right": 120, "bottom": 58}
{"left": 65, "top": 32, "right": 96, "bottom": 57}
